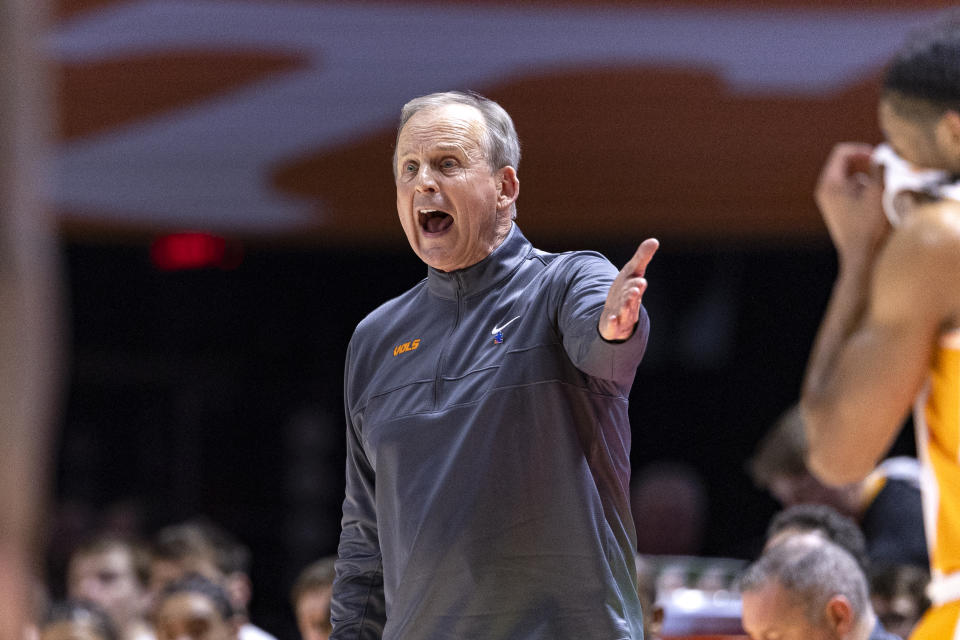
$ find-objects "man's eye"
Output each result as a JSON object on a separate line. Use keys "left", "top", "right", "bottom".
{"left": 440, "top": 159, "right": 457, "bottom": 169}
{"left": 404, "top": 162, "right": 417, "bottom": 173}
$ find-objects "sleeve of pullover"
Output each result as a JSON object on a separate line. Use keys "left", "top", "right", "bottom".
{"left": 330, "top": 340, "right": 387, "bottom": 640}
{"left": 557, "top": 253, "right": 650, "bottom": 387}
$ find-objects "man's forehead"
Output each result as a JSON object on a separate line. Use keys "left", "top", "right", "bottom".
{"left": 398, "top": 140, "right": 471, "bottom": 155}
{"left": 397, "top": 104, "right": 486, "bottom": 151}
{"left": 742, "top": 584, "right": 792, "bottom": 638}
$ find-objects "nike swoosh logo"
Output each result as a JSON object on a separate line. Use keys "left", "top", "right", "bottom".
{"left": 491, "top": 315, "right": 521, "bottom": 335}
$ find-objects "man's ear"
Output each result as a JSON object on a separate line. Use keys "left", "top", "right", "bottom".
{"left": 496, "top": 166, "right": 519, "bottom": 211}
{"left": 825, "top": 595, "right": 855, "bottom": 635}
{"left": 935, "top": 110, "right": 960, "bottom": 160}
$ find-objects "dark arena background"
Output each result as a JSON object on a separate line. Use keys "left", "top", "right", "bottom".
{"left": 42, "top": 0, "right": 947, "bottom": 637}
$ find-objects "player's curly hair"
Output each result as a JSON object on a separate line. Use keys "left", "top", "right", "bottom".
{"left": 884, "top": 13, "right": 960, "bottom": 112}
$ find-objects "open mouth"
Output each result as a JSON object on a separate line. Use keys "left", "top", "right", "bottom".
{"left": 418, "top": 209, "right": 454, "bottom": 234}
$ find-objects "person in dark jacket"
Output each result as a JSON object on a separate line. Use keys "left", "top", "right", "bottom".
{"left": 331, "top": 90, "right": 658, "bottom": 640}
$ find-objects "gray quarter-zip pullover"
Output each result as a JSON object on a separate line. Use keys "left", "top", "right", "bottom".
{"left": 332, "top": 224, "right": 649, "bottom": 640}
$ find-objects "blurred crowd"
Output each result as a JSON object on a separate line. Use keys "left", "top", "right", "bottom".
{"left": 27, "top": 399, "right": 930, "bottom": 640}
{"left": 632, "top": 402, "right": 929, "bottom": 640}
{"left": 31, "top": 518, "right": 335, "bottom": 640}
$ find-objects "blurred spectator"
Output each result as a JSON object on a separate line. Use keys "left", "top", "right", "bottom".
{"left": 870, "top": 564, "right": 930, "bottom": 640}
{"left": 764, "top": 505, "right": 929, "bottom": 636}
{"left": 151, "top": 520, "right": 276, "bottom": 640}
{"left": 45, "top": 498, "right": 148, "bottom": 604}
{"left": 67, "top": 534, "right": 154, "bottom": 640}
{"left": 750, "top": 404, "right": 927, "bottom": 568}
{"left": 290, "top": 557, "right": 336, "bottom": 640}
{"left": 150, "top": 522, "right": 220, "bottom": 590}
{"left": 739, "top": 536, "right": 899, "bottom": 640}
{"left": 631, "top": 460, "right": 708, "bottom": 556}
{"left": 40, "top": 600, "right": 118, "bottom": 640}
{"left": 153, "top": 574, "right": 237, "bottom": 640}
{"left": 765, "top": 503, "right": 870, "bottom": 572}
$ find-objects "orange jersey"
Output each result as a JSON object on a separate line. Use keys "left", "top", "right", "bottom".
{"left": 916, "top": 328, "right": 960, "bottom": 604}
{"left": 911, "top": 329, "right": 960, "bottom": 640}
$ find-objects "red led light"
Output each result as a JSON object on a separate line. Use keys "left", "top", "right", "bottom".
{"left": 150, "top": 232, "right": 242, "bottom": 271}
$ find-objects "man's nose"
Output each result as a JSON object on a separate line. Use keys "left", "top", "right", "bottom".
{"left": 415, "top": 166, "right": 438, "bottom": 193}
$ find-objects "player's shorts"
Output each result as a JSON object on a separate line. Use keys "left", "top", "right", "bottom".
{"left": 911, "top": 600, "right": 960, "bottom": 640}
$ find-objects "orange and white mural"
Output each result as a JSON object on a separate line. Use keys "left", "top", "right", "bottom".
{"left": 51, "top": 0, "right": 958, "bottom": 244}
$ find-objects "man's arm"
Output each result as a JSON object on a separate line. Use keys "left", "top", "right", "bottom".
{"left": 558, "top": 240, "right": 658, "bottom": 384}
{"left": 801, "top": 144, "right": 960, "bottom": 484}
{"left": 330, "top": 347, "right": 386, "bottom": 640}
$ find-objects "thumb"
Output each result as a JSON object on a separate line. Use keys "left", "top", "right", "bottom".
{"left": 624, "top": 238, "right": 659, "bottom": 277}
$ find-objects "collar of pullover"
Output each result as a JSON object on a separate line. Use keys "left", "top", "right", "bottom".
{"left": 426, "top": 223, "right": 532, "bottom": 299}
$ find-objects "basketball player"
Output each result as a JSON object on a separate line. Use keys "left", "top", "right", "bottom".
{"left": 801, "top": 16, "right": 960, "bottom": 640}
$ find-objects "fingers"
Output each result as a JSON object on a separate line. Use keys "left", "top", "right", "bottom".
{"left": 606, "top": 278, "right": 647, "bottom": 333}
{"left": 622, "top": 279, "right": 647, "bottom": 318}
{"left": 818, "top": 143, "right": 878, "bottom": 190}
{"left": 623, "top": 238, "right": 659, "bottom": 278}
{"left": 844, "top": 148, "right": 876, "bottom": 178}
{"left": 600, "top": 239, "right": 657, "bottom": 341}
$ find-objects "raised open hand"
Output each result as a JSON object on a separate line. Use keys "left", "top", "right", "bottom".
{"left": 598, "top": 238, "right": 659, "bottom": 341}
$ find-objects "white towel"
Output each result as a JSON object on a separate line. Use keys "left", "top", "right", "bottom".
{"left": 872, "top": 143, "right": 960, "bottom": 225}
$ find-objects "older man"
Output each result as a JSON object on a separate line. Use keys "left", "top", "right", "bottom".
{"left": 331, "top": 91, "right": 657, "bottom": 639}
{"left": 740, "top": 536, "right": 900, "bottom": 640}
{"left": 800, "top": 17, "right": 960, "bottom": 640}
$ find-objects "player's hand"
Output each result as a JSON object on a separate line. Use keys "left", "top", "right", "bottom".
{"left": 815, "top": 142, "right": 889, "bottom": 260}
{"left": 599, "top": 238, "right": 659, "bottom": 341}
